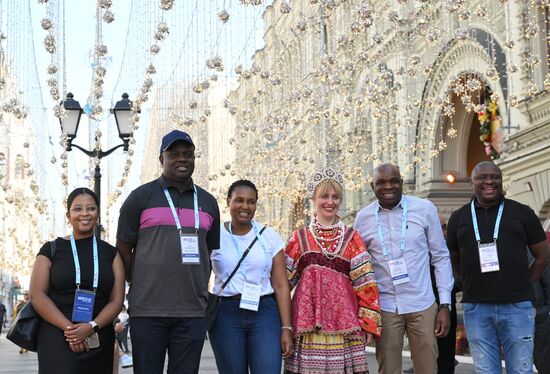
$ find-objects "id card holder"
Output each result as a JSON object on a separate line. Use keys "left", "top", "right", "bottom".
{"left": 180, "top": 233, "right": 200, "bottom": 265}
{"left": 86, "top": 332, "right": 100, "bottom": 349}
{"left": 388, "top": 258, "right": 410, "bottom": 285}
{"left": 72, "top": 289, "right": 95, "bottom": 322}
{"left": 478, "top": 242, "right": 500, "bottom": 273}
{"left": 240, "top": 282, "right": 261, "bottom": 312}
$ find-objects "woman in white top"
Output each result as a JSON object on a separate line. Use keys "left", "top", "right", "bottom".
{"left": 209, "top": 179, "right": 293, "bottom": 374}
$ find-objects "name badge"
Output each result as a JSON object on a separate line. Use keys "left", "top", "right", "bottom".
{"left": 72, "top": 289, "right": 95, "bottom": 322}
{"left": 180, "top": 233, "right": 200, "bottom": 265}
{"left": 478, "top": 242, "right": 500, "bottom": 273}
{"left": 388, "top": 258, "right": 410, "bottom": 285}
{"left": 240, "top": 282, "right": 261, "bottom": 311}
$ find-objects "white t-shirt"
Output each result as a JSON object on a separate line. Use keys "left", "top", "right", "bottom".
{"left": 210, "top": 222, "right": 285, "bottom": 297}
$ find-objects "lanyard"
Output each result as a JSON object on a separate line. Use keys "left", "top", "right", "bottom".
{"left": 69, "top": 234, "right": 99, "bottom": 291}
{"left": 374, "top": 196, "right": 408, "bottom": 259}
{"left": 470, "top": 200, "right": 504, "bottom": 243}
{"left": 228, "top": 220, "right": 270, "bottom": 282}
{"left": 163, "top": 185, "right": 200, "bottom": 234}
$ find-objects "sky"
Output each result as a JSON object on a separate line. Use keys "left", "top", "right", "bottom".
{"left": 21, "top": 0, "right": 271, "bottom": 237}
{"left": 30, "top": 0, "right": 131, "bottom": 107}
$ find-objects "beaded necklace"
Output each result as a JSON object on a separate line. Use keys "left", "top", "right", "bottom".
{"left": 308, "top": 216, "right": 346, "bottom": 259}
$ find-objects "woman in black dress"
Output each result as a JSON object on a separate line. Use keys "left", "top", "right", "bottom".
{"left": 29, "top": 188, "right": 125, "bottom": 374}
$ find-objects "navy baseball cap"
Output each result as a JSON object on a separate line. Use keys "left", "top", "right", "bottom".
{"left": 160, "top": 130, "right": 194, "bottom": 154}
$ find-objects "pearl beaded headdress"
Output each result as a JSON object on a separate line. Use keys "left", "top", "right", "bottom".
{"left": 306, "top": 168, "right": 344, "bottom": 198}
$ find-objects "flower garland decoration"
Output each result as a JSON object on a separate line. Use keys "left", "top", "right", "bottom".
{"left": 477, "top": 99, "right": 504, "bottom": 160}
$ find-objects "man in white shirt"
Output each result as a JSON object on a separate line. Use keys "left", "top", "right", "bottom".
{"left": 354, "top": 163, "right": 454, "bottom": 374}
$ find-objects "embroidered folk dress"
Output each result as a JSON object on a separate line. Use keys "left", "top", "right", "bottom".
{"left": 284, "top": 226, "right": 381, "bottom": 374}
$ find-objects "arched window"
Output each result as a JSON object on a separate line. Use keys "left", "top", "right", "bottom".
{"left": 15, "top": 154, "right": 24, "bottom": 179}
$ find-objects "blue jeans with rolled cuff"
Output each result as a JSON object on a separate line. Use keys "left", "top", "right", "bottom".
{"left": 208, "top": 294, "right": 282, "bottom": 374}
{"left": 463, "top": 301, "right": 535, "bottom": 374}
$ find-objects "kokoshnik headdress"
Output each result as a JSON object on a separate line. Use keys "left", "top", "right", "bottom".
{"left": 306, "top": 168, "right": 345, "bottom": 198}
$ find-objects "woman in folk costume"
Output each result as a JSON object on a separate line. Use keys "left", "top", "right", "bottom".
{"left": 284, "top": 168, "right": 381, "bottom": 374}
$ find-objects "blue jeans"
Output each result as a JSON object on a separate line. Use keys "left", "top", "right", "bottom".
{"left": 208, "top": 295, "right": 282, "bottom": 374}
{"left": 463, "top": 302, "right": 535, "bottom": 373}
{"left": 129, "top": 317, "right": 206, "bottom": 374}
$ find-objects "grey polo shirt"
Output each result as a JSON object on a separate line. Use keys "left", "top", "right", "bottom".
{"left": 117, "top": 176, "right": 220, "bottom": 317}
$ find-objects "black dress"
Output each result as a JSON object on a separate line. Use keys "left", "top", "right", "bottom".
{"left": 37, "top": 237, "right": 117, "bottom": 374}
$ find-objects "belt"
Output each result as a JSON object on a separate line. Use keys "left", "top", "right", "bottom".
{"left": 220, "top": 293, "right": 274, "bottom": 301}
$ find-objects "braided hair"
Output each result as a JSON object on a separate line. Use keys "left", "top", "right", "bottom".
{"left": 227, "top": 179, "right": 258, "bottom": 201}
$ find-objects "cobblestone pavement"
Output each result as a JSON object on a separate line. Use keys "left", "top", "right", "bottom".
{"left": 0, "top": 330, "right": 480, "bottom": 373}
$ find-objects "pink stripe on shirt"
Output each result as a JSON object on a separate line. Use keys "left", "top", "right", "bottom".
{"left": 140, "top": 207, "right": 213, "bottom": 231}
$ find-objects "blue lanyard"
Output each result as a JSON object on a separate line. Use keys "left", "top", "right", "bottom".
{"left": 163, "top": 185, "right": 200, "bottom": 234}
{"left": 470, "top": 200, "right": 504, "bottom": 243}
{"left": 374, "top": 196, "right": 408, "bottom": 259}
{"left": 69, "top": 234, "right": 99, "bottom": 291}
{"left": 228, "top": 220, "right": 270, "bottom": 282}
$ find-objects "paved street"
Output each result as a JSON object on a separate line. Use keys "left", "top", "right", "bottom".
{"left": 0, "top": 330, "right": 481, "bottom": 373}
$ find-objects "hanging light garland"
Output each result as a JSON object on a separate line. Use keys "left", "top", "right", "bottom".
{"left": 208, "top": 0, "right": 549, "bottom": 233}
{"left": 105, "top": 0, "right": 176, "bottom": 212}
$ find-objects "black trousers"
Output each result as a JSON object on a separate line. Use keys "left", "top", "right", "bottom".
{"left": 534, "top": 309, "right": 550, "bottom": 374}
{"left": 436, "top": 304, "right": 457, "bottom": 374}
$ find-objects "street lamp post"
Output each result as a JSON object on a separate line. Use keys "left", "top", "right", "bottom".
{"left": 58, "top": 92, "right": 134, "bottom": 237}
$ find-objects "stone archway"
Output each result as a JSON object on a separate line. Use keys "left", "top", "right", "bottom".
{"left": 439, "top": 78, "right": 494, "bottom": 180}
{"left": 414, "top": 37, "right": 507, "bottom": 214}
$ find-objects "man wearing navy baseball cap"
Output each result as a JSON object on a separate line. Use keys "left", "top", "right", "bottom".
{"left": 117, "top": 129, "right": 220, "bottom": 374}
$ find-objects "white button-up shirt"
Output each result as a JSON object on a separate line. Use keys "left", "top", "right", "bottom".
{"left": 354, "top": 195, "right": 453, "bottom": 314}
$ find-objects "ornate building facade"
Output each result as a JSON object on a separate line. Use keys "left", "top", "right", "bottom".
{"left": 0, "top": 48, "right": 47, "bottom": 313}
{"left": 224, "top": 0, "right": 550, "bottom": 235}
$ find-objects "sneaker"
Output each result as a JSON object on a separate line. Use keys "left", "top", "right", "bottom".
{"left": 403, "top": 367, "right": 415, "bottom": 373}
{"left": 120, "top": 354, "right": 133, "bottom": 368}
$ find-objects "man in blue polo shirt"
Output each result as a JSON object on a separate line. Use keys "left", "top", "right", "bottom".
{"left": 447, "top": 161, "right": 549, "bottom": 373}
{"left": 116, "top": 130, "right": 220, "bottom": 374}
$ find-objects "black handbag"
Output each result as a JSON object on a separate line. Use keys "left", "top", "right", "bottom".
{"left": 6, "top": 301, "right": 40, "bottom": 352}
{"left": 206, "top": 226, "right": 266, "bottom": 331}
{"left": 6, "top": 239, "right": 56, "bottom": 352}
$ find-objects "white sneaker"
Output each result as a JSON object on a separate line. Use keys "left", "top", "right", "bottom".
{"left": 120, "top": 354, "right": 133, "bottom": 368}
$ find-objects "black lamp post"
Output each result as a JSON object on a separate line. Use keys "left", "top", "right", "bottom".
{"left": 59, "top": 92, "right": 135, "bottom": 237}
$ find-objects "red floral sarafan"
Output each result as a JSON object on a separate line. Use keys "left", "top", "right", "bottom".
{"left": 285, "top": 227, "right": 382, "bottom": 338}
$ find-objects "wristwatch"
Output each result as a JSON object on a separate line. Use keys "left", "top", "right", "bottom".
{"left": 89, "top": 320, "right": 100, "bottom": 333}
{"left": 439, "top": 304, "right": 452, "bottom": 312}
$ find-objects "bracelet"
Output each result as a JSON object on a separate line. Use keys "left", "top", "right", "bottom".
{"left": 281, "top": 326, "right": 293, "bottom": 331}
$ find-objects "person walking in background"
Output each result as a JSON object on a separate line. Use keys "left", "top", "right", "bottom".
{"left": 0, "top": 300, "right": 6, "bottom": 340}
{"left": 209, "top": 179, "right": 292, "bottom": 374}
{"left": 285, "top": 168, "right": 381, "bottom": 374}
{"left": 531, "top": 247, "right": 550, "bottom": 373}
{"left": 354, "top": 163, "right": 454, "bottom": 374}
{"left": 447, "top": 161, "right": 550, "bottom": 373}
{"left": 12, "top": 291, "right": 30, "bottom": 353}
{"left": 116, "top": 130, "right": 221, "bottom": 374}
{"left": 29, "top": 187, "right": 125, "bottom": 373}
{"left": 115, "top": 305, "right": 129, "bottom": 353}
{"left": 534, "top": 266, "right": 550, "bottom": 373}
{"left": 12, "top": 291, "right": 29, "bottom": 318}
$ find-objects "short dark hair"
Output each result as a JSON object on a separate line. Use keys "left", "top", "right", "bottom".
{"left": 67, "top": 188, "right": 99, "bottom": 213}
{"left": 227, "top": 180, "right": 258, "bottom": 201}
